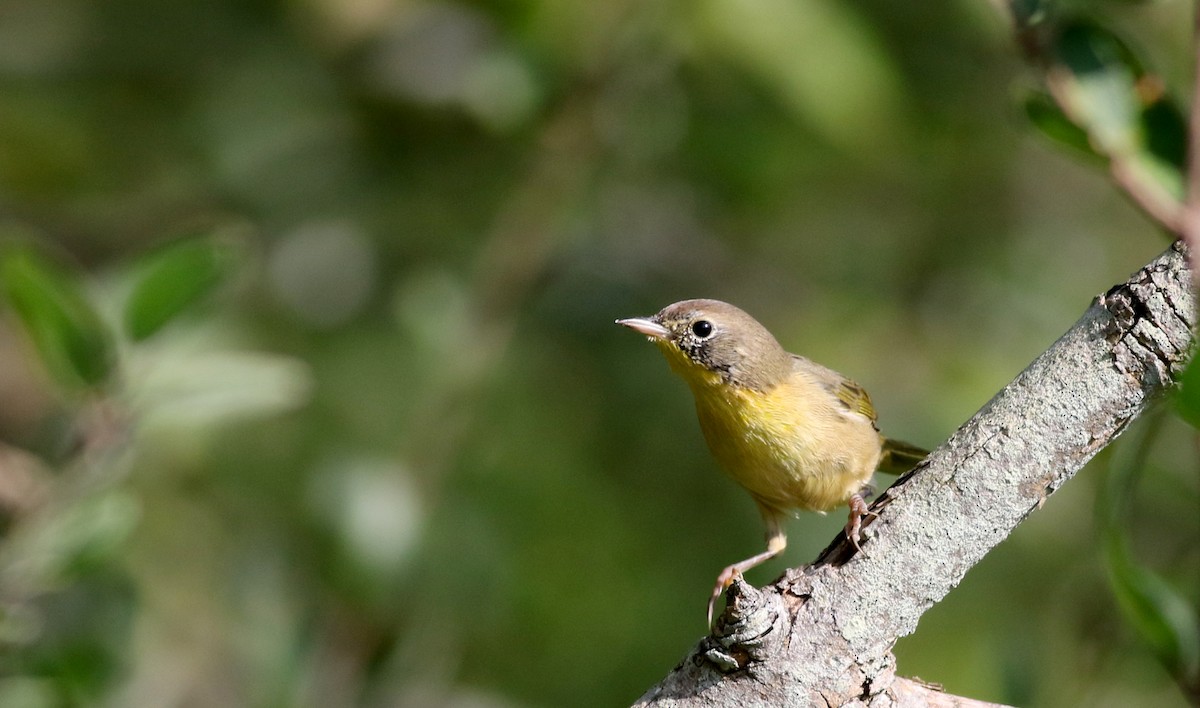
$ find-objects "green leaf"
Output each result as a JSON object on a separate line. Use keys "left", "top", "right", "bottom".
{"left": 124, "top": 235, "right": 236, "bottom": 341}
{"left": 130, "top": 349, "right": 311, "bottom": 429}
{"left": 1175, "top": 355, "right": 1200, "bottom": 429}
{"left": 0, "top": 248, "right": 114, "bottom": 390}
{"left": 1035, "top": 22, "right": 1186, "bottom": 222}
{"left": 1105, "top": 535, "right": 1200, "bottom": 685}
{"left": 1052, "top": 21, "right": 1141, "bottom": 156}
{"left": 1141, "top": 96, "right": 1188, "bottom": 172}
{"left": 1132, "top": 95, "right": 1188, "bottom": 203}
{"left": 1099, "top": 416, "right": 1200, "bottom": 688}
{"left": 1024, "top": 91, "right": 1105, "bottom": 163}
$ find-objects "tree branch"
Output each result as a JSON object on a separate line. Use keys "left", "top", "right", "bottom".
{"left": 634, "top": 241, "right": 1195, "bottom": 707}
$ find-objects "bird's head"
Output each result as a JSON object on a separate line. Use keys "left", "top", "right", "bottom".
{"left": 617, "top": 299, "right": 791, "bottom": 392}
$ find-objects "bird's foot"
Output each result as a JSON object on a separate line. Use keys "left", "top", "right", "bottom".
{"left": 708, "top": 566, "right": 741, "bottom": 627}
{"left": 844, "top": 492, "right": 879, "bottom": 556}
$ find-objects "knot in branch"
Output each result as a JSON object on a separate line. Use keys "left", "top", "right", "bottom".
{"left": 1100, "top": 240, "right": 1195, "bottom": 387}
{"left": 703, "top": 578, "right": 785, "bottom": 672}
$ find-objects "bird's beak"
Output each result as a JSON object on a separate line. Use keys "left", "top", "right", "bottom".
{"left": 616, "top": 317, "right": 670, "bottom": 340}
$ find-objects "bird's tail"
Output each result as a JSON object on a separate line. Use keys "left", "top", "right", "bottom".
{"left": 877, "top": 438, "right": 929, "bottom": 475}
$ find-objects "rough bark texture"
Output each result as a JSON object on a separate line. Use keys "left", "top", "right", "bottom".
{"left": 635, "top": 241, "right": 1195, "bottom": 707}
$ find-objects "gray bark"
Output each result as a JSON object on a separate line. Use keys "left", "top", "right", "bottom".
{"left": 634, "top": 241, "right": 1195, "bottom": 707}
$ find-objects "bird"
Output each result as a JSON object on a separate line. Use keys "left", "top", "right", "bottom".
{"left": 617, "top": 299, "right": 926, "bottom": 624}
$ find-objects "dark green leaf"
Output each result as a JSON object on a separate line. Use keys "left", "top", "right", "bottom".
{"left": 1127, "top": 96, "right": 1189, "bottom": 204}
{"left": 124, "top": 235, "right": 236, "bottom": 341}
{"left": 1141, "top": 96, "right": 1187, "bottom": 172}
{"left": 0, "top": 248, "right": 114, "bottom": 390}
{"left": 23, "top": 571, "right": 136, "bottom": 701}
{"left": 1024, "top": 91, "right": 1105, "bottom": 163}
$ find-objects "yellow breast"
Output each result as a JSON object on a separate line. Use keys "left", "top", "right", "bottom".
{"left": 688, "top": 374, "right": 882, "bottom": 513}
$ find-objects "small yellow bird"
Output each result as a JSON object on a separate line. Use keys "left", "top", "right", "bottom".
{"left": 617, "top": 299, "right": 926, "bottom": 624}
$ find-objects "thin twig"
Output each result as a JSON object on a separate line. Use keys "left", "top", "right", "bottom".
{"left": 1041, "top": 68, "right": 1186, "bottom": 236}
{"left": 1110, "top": 157, "right": 1186, "bottom": 236}
{"left": 1184, "top": 5, "right": 1200, "bottom": 269}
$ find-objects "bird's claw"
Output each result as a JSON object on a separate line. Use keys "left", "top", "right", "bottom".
{"left": 844, "top": 493, "right": 878, "bottom": 557}
{"left": 708, "top": 567, "right": 740, "bottom": 627}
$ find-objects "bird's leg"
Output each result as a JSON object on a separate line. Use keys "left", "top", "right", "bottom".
{"left": 708, "top": 509, "right": 786, "bottom": 626}
{"left": 843, "top": 490, "right": 879, "bottom": 555}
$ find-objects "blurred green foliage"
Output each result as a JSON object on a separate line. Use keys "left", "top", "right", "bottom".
{"left": 0, "top": 0, "right": 1196, "bottom": 706}
{"left": 124, "top": 235, "right": 236, "bottom": 341}
{"left": 0, "top": 246, "right": 113, "bottom": 391}
{"left": 1100, "top": 413, "right": 1199, "bottom": 702}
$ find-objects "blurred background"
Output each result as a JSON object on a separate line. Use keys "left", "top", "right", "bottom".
{"left": 0, "top": 0, "right": 1197, "bottom": 705}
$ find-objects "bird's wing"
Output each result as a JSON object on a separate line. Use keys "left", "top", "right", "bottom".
{"left": 791, "top": 355, "right": 879, "bottom": 427}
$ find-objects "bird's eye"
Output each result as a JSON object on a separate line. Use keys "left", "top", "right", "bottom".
{"left": 691, "top": 320, "right": 714, "bottom": 338}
